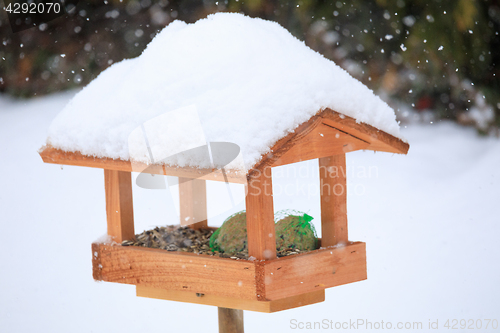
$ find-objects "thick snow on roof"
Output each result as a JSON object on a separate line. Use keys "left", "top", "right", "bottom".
{"left": 47, "top": 13, "right": 403, "bottom": 171}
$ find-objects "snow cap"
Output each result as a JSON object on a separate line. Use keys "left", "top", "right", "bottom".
{"left": 47, "top": 12, "right": 402, "bottom": 171}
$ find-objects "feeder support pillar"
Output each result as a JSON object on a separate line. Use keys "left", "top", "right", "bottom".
{"left": 245, "top": 166, "right": 277, "bottom": 260}
{"left": 319, "top": 154, "right": 348, "bottom": 247}
{"left": 104, "top": 169, "right": 135, "bottom": 243}
{"left": 218, "top": 307, "right": 244, "bottom": 333}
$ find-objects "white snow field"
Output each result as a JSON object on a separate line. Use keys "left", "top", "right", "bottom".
{"left": 1, "top": 92, "right": 499, "bottom": 332}
{"left": 47, "top": 13, "right": 403, "bottom": 171}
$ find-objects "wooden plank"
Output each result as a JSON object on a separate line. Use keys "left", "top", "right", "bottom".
{"left": 319, "top": 155, "right": 348, "bottom": 247}
{"left": 136, "top": 286, "right": 324, "bottom": 313}
{"left": 39, "top": 146, "right": 247, "bottom": 184}
{"left": 218, "top": 308, "right": 244, "bottom": 333}
{"left": 245, "top": 166, "right": 276, "bottom": 261}
{"left": 251, "top": 108, "right": 409, "bottom": 174}
{"left": 272, "top": 124, "right": 369, "bottom": 167}
{"left": 321, "top": 109, "right": 410, "bottom": 154}
{"left": 92, "top": 243, "right": 258, "bottom": 300}
{"left": 92, "top": 241, "right": 364, "bottom": 303}
{"left": 179, "top": 178, "right": 208, "bottom": 230}
{"left": 104, "top": 169, "right": 135, "bottom": 243}
{"left": 262, "top": 242, "right": 367, "bottom": 300}
{"left": 248, "top": 116, "right": 323, "bottom": 175}
{"left": 268, "top": 289, "right": 325, "bottom": 312}
{"left": 137, "top": 286, "right": 269, "bottom": 312}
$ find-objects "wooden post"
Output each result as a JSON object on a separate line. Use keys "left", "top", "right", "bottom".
{"left": 104, "top": 169, "right": 135, "bottom": 243}
{"left": 245, "top": 166, "right": 276, "bottom": 260}
{"left": 218, "top": 307, "right": 244, "bottom": 333}
{"left": 319, "top": 154, "right": 348, "bottom": 247}
{"left": 179, "top": 178, "right": 208, "bottom": 230}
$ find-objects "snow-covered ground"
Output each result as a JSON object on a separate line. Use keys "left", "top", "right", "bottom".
{"left": 1, "top": 92, "right": 499, "bottom": 332}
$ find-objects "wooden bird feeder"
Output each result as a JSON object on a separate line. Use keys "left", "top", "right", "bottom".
{"left": 40, "top": 108, "right": 408, "bottom": 330}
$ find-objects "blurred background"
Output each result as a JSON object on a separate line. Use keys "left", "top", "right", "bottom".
{"left": 2, "top": 3, "right": 500, "bottom": 332}
{"left": 1, "top": 0, "right": 500, "bottom": 134}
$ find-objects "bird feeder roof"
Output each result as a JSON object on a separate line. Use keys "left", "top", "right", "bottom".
{"left": 40, "top": 13, "right": 408, "bottom": 183}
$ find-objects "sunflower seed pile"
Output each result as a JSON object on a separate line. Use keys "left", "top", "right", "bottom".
{"left": 277, "top": 248, "right": 303, "bottom": 257}
{"left": 121, "top": 225, "right": 302, "bottom": 260}
{"left": 122, "top": 225, "right": 213, "bottom": 253}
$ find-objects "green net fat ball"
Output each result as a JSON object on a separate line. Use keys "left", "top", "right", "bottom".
{"left": 209, "top": 211, "right": 247, "bottom": 254}
{"left": 275, "top": 213, "right": 317, "bottom": 252}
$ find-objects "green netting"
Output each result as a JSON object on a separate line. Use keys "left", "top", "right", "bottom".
{"left": 275, "top": 210, "right": 317, "bottom": 252}
{"left": 209, "top": 211, "right": 247, "bottom": 254}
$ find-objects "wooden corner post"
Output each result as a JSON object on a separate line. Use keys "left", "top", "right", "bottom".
{"left": 319, "top": 154, "right": 348, "bottom": 247}
{"left": 104, "top": 169, "right": 135, "bottom": 243}
{"left": 245, "top": 166, "right": 276, "bottom": 260}
{"left": 178, "top": 178, "right": 208, "bottom": 230}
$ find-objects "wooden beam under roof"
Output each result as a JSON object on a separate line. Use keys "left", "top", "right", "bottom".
{"left": 39, "top": 145, "right": 247, "bottom": 184}
{"left": 39, "top": 109, "right": 408, "bottom": 182}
